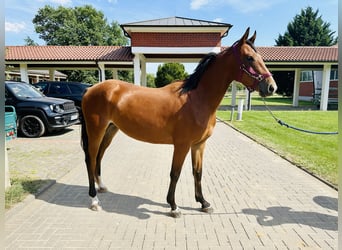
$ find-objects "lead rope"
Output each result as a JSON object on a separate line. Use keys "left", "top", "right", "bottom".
{"left": 262, "top": 98, "right": 338, "bottom": 135}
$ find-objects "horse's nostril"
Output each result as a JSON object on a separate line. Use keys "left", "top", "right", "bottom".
{"left": 269, "top": 85, "right": 275, "bottom": 93}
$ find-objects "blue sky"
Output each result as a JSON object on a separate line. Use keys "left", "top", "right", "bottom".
{"left": 5, "top": 0, "right": 338, "bottom": 46}
{"left": 5, "top": 0, "right": 338, "bottom": 73}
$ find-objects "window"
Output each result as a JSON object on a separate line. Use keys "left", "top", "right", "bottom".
{"left": 330, "top": 69, "right": 338, "bottom": 80}
{"left": 49, "top": 83, "right": 70, "bottom": 94}
{"left": 300, "top": 71, "right": 313, "bottom": 82}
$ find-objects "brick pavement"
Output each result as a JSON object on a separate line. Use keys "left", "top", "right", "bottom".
{"left": 5, "top": 122, "right": 338, "bottom": 249}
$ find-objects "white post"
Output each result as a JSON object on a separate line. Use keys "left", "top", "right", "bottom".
{"left": 236, "top": 99, "right": 244, "bottom": 121}
{"left": 133, "top": 54, "right": 141, "bottom": 85}
{"left": 20, "top": 64, "right": 29, "bottom": 83}
{"left": 293, "top": 69, "right": 301, "bottom": 107}
{"left": 231, "top": 81, "right": 237, "bottom": 106}
{"left": 49, "top": 69, "right": 55, "bottom": 81}
{"left": 112, "top": 69, "right": 118, "bottom": 80}
{"left": 98, "top": 63, "right": 105, "bottom": 82}
{"left": 320, "top": 64, "right": 331, "bottom": 111}
{"left": 245, "top": 89, "right": 251, "bottom": 110}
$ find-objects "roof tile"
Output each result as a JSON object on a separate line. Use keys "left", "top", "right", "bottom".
{"left": 6, "top": 45, "right": 338, "bottom": 63}
{"left": 6, "top": 46, "right": 133, "bottom": 62}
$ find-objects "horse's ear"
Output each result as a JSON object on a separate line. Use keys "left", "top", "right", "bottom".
{"left": 249, "top": 31, "right": 257, "bottom": 44}
{"left": 240, "top": 27, "right": 250, "bottom": 43}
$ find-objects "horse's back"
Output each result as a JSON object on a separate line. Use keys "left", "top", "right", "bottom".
{"left": 82, "top": 79, "right": 188, "bottom": 144}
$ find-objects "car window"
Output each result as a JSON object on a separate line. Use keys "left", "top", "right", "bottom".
{"left": 49, "top": 83, "right": 71, "bottom": 95}
{"left": 6, "top": 83, "right": 44, "bottom": 98}
{"left": 35, "top": 83, "right": 48, "bottom": 93}
{"left": 68, "top": 84, "right": 84, "bottom": 94}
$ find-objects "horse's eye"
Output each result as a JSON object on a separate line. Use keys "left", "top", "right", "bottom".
{"left": 247, "top": 56, "right": 254, "bottom": 62}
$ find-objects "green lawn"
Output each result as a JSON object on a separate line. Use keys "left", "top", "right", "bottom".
{"left": 217, "top": 97, "right": 338, "bottom": 187}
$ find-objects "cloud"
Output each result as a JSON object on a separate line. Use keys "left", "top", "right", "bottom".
{"left": 37, "top": 0, "right": 72, "bottom": 5}
{"left": 213, "top": 18, "right": 223, "bottom": 23}
{"left": 190, "top": 0, "right": 283, "bottom": 13}
{"left": 5, "top": 22, "right": 26, "bottom": 33}
{"left": 190, "top": 0, "right": 210, "bottom": 10}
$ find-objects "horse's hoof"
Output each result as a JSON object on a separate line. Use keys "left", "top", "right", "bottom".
{"left": 90, "top": 203, "right": 102, "bottom": 211}
{"left": 170, "top": 207, "right": 181, "bottom": 218}
{"left": 97, "top": 187, "right": 108, "bottom": 193}
{"left": 90, "top": 196, "right": 102, "bottom": 211}
{"left": 201, "top": 206, "right": 214, "bottom": 214}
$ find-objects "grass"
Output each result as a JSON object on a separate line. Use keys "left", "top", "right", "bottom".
{"left": 5, "top": 177, "right": 48, "bottom": 209}
{"left": 221, "top": 93, "right": 315, "bottom": 107}
{"left": 217, "top": 96, "right": 338, "bottom": 187}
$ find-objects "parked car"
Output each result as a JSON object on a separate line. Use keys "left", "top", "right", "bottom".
{"left": 34, "top": 81, "right": 91, "bottom": 112}
{"left": 5, "top": 81, "right": 79, "bottom": 138}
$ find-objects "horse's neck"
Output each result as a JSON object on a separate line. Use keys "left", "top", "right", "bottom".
{"left": 194, "top": 53, "right": 237, "bottom": 111}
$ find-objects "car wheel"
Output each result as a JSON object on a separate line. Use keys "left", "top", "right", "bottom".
{"left": 19, "top": 115, "right": 46, "bottom": 138}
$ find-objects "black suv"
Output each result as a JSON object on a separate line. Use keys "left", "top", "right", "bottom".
{"left": 5, "top": 81, "right": 79, "bottom": 138}
{"left": 34, "top": 81, "right": 91, "bottom": 112}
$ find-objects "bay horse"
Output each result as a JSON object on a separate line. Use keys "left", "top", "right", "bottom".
{"left": 81, "top": 28, "right": 277, "bottom": 217}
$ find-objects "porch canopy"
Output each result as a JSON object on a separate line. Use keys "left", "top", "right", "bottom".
{"left": 120, "top": 16, "right": 232, "bottom": 86}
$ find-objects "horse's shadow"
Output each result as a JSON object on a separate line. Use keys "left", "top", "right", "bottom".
{"left": 242, "top": 196, "right": 337, "bottom": 231}
{"left": 36, "top": 181, "right": 171, "bottom": 219}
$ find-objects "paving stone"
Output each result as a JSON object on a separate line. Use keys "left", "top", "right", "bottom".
{"left": 5, "top": 122, "right": 338, "bottom": 249}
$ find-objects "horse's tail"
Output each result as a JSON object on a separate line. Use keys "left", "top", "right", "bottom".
{"left": 80, "top": 103, "right": 90, "bottom": 166}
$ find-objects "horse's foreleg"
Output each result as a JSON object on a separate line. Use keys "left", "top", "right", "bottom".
{"left": 167, "top": 144, "right": 190, "bottom": 218}
{"left": 95, "top": 123, "right": 119, "bottom": 192}
{"left": 191, "top": 141, "right": 213, "bottom": 213}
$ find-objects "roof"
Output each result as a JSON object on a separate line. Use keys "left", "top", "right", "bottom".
{"left": 257, "top": 46, "right": 338, "bottom": 63}
{"left": 220, "top": 46, "right": 338, "bottom": 63}
{"left": 121, "top": 16, "right": 232, "bottom": 38}
{"left": 121, "top": 16, "right": 232, "bottom": 28}
{"left": 5, "top": 46, "right": 133, "bottom": 62}
{"left": 6, "top": 45, "right": 337, "bottom": 64}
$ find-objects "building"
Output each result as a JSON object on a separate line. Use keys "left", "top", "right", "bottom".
{"left": 5, "top": 16, "right": 338, "bottom": 110}
{"left": 5, "top": 69, "right": 67, "bottom": 83}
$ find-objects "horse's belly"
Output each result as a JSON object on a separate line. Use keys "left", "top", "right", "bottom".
{"left": 119, "top": 126, "right": 173, "bottom": 144}
{"left": 112, "top": 115, "right": 174, "bottom": 144}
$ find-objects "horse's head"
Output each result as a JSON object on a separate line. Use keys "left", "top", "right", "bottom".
{"left": 232, "top": 28, "right": 277, "bottom": 97}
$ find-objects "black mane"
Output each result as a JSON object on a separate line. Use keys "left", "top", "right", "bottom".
{"left": 180, "top": 52, "right": 217, "bottom": 94}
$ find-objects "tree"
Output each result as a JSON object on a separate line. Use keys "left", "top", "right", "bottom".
{"left": 24, "top": 36, "right": 39, "bottom": 46}
{"left": 155, "top": 63, "right": 188, "bottom": 88}
{"left": 32, "top": 5, "right": 128, "bottom": 83}
{"left": 33, "top": 5, "right": 128, "bottom": 46}
{"left": 146, "top": 74, "right": 156, "bottom": 88}
{"left": 275, "top": 7, "right": 337, "bottom": 46}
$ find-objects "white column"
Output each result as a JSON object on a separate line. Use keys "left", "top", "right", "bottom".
{"left": 133, "top": 54, "right": 141, "bottom": 85}
{"left": 320, "top": 64, "right": 331, "bottom": 111}
{"left": 112, "top": 69, "right": 118, "bottom": 80}
{"left": 98, "top": 62, "right": 105, "bottom": 82}
{"left": 20, "top": 64, "right": 29, "bottom": 83}
{"left": 292, "top": 69, "right": 301, "bottom": 107}
{"left": 49, "top": 69, "right": 55, "bottom": 81}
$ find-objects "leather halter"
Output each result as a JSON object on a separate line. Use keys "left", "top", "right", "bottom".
{"left": 232, "top": 42, "right": 272, "bottom": 92}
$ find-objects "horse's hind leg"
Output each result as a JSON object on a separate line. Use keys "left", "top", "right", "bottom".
{"left": 191, "top": 141, "right": 213, "bottom": 213}
{"left": 95, "top": 123, "right": 119, "bottom": 192}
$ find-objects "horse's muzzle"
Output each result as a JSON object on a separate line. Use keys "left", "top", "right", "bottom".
{"left": 259, "top": 79, "right": 277, "bottom": 97}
